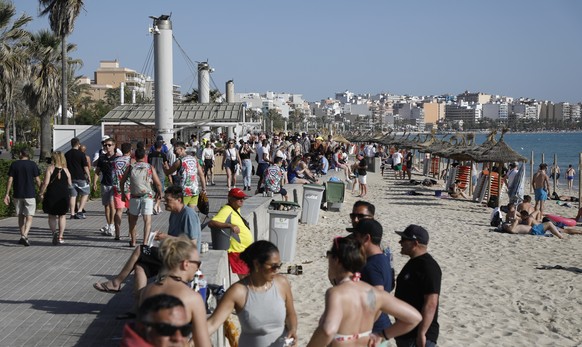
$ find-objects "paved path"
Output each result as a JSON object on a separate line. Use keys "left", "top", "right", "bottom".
{"left": 0, "top": 173, "right": 254, "bottom": 347}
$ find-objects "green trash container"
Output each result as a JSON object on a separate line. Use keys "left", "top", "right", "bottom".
{"left": 325, "top": 181, "right": 345, "bottom": 212}
{"left": 301, "top": 184, "right": 325, "bottom": 224}
{"left": 210, "top": 228, "right": 231, "bottom": 250}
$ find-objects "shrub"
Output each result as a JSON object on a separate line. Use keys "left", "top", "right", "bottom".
{"left": 10, "top": 142, "right": 33, "bottom": 160}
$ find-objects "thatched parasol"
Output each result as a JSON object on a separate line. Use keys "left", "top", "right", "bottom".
{"left": 332, "top": 134, "right": 351, "bottom": 145}
{"left": 474, "top": 139, "right": 527, "bottom": 163}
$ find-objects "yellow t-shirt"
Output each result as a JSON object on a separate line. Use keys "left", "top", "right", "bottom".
{"left": 212, "top": 204, "right": 254, "bottom": 253}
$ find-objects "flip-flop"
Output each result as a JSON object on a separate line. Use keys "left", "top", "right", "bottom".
{"left": 93, "top": 282, "right": 121, "bottom": 293}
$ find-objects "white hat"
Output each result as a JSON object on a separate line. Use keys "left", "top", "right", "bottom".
{"left": 101, "top": 135, "right": 111, "bottom": 143}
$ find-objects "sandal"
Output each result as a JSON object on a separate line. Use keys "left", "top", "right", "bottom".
{"left": 93, "top": 281, "right": 121, "bottom": 293}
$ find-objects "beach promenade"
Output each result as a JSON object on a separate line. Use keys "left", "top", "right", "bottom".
{"left": 0, "top": 173, "right": 241, "bottom": 347}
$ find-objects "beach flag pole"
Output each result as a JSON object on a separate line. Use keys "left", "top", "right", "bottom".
{"left": 530, "top": 151, "right": 534, "bottom": 194}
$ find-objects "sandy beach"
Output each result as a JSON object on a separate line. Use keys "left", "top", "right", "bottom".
{"left": 287, "top": 170, "right": 582, "bottom": 346}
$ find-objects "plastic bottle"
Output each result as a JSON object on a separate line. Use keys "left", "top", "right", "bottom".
{"left": 193, "top": 270, "right": 202, "bottom": 291}
{"left": 198, "top": 274, "right": 207, "bottom": 303}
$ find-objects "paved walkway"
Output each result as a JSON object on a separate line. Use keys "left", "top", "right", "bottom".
{"left": 0, "top": 173, "right": 252, "bottom": 347}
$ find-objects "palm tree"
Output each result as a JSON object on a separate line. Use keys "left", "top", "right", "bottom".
{"left": 0, "top": 0, "right": 31, "bottom": 150}
{"left": 39, "top": 0, "right": 84, "bottom": 125}
{"left": 183, "top": 88, "right": 223, "bottom": 103}
{"left": 23, "top": 29, "right": 74, "bottom": 160}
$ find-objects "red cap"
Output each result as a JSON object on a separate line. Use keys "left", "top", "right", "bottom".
{"left": 228, "top": 188, "right": 248, "bottom": 199}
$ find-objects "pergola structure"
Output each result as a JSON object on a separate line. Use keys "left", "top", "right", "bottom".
{"left": 100, "top": 103, "right": 252, "bottom": 145}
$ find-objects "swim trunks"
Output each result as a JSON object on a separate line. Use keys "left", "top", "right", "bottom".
{"left": 530, "top": 223, "right": 545, "bottom": 236}
{"left": 567, "top": 176, "right": 574, "bottom": 180}
{"left": 534, "top": 188, "right": 547, "bottom": 201}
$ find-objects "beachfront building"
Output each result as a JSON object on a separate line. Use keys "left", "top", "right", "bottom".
{"left": 423, "top": 101, "right": 446, "bottom": 129}
{"left": 482, "top": 103, "right": 509, "bottom": 121}
{"left": 445, "top": 102, "right": 482, "bottom": 126}
{"left": 457, "top": 91, "right": 492, "bottom": 104}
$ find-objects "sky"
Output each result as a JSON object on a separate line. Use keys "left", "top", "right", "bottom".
{"left": 14, "top": 0, "right": 582, "bottom": 103}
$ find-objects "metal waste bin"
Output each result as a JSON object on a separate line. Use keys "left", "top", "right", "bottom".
{"left": 301, "top": 184, "right": 325, "bottom": 224}
{"left": 268, "top": 206, "right": 301, "bottom": 263}
{"left": 325, "top": 181, "right": 345, "bottom": 212}
{"left": 210, "top": 228, "right": 230, "bottom": 250}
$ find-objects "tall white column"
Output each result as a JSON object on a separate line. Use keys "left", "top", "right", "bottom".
{"left": 152, "top": 15, "right": 174, "bottom": 145}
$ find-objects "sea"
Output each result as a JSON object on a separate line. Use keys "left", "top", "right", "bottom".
{"left": 472, "top": 132, "right": 582, "bottom": 190}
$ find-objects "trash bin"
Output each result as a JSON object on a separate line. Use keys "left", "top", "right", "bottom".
{"left": 210, "top": 228, "right": 230, "bottom": 250}
{"left": 325, "top": 181, "right": 345, "bottom": 212}
{"left": 268, "top": 207, "right": 301, "bottom": 263}
{"left": 366, "top": 156, "right": 376, "bottom": 173}
{"left": 301, "top": 184, "right": 325, "bottom": 224}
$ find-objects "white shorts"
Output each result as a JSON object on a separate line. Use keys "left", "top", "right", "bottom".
{"left": 129, "top": 196, "right": 154, "bottom": 216}
{"left": 14, "top": 198, "right": 36, "bottom": 216}
{"left": 358, "top": 175, "right": 367, "bottom": 185}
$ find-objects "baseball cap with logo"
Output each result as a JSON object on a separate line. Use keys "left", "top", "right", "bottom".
{"left": 395, "top": 224, "right": 429, "bottom": 245}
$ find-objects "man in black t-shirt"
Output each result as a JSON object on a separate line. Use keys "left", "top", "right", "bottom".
{"left": 4, "top": 148, "right": 41, "bottom": 246}
{"left": 65, "top": 137, "right": 91, "bottom": 219}
{"left": 94, "top": 137, "right": 118, "bottom": 237}
{"left": 394, "top": 225, "right": 441, "bottom": 347}
{"left": 357, "top": 153, "right": 368, "bottom": 198}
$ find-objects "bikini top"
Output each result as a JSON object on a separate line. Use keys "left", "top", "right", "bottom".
{"left": 332, "top": 272, "right": 371, "bottom": 342}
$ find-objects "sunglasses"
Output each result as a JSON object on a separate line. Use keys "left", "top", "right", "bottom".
{"left": 349, "top": 213, "right": 372, "bottom": 220}
{"left": 265, "top": 262, "right": 283, "bottom": 271}
{"left": 142, "top": 322, "right": 191, "bottom": 337}
{"left": 188, "top": 260, "right": 202, "bottom": 268}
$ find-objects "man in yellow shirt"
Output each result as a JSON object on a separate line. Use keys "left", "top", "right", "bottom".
{"left": 209, "top": 188, "right": 254, "bottom": 278}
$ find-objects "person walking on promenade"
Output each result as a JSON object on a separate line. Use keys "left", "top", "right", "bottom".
{"left": 566, "top": 164, "right": 575, "bottom": 192}
{"left": 94, "top": 137, "right": 118, "bottom": 235}
{"left": 39, "top": 151, "right": 72, "bottom": 245}
{"left": 148, "top": 140, "right": 169, "bottom": 214}
{"left": 109, "top": 143, "right": 132, "bottom": 239}
{"left": 239, "top": 141, "right": 254, "bottom": 191}
{"left": 139, "top": 237, "right": 211, "bottom": 347}
{"left": 532, "top": 163, "right": 550, "bottom": 216}
{"left": 223, "top": 139, "right": 242, "bottom": 190}
{"left": 201, "top": 141, "right": 216, "bottom": 186}
{"left": 4, "top": 148, "right": 41, "bottom": 246}
{"left": 394, "top": 224, "right": 442, "bottom": 347}
{"left": 208, "top": 188, "right": 254, "bottom": 279}
{"left": 93, "top": 186, "right": 201, "bottom": 295}
{"left": 164, "top": 141, "right": 206, "bottom": 209}
{"left": 65, "top": 137, "right": 91, "bottom": 219}
{"left": 121, "top": 294, "right": 191, "bottom": 347}
{"left": 347, "top": 218, "right": 395, "bottom": 345}
{"left": 307, "top": 236, "right": 421, "bottom": 346}
{"left": 208, "top": 240, "right": 298, "bottom": 347}
{"left": 392, "top": 149, "right": 404, "bottom": 180}
{"left": 121, "top": 147, "right": 163, "bottom": 247}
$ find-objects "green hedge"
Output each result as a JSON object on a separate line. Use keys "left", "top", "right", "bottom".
{"left": 0, "top": 159, "right": 16, "bottom": 217}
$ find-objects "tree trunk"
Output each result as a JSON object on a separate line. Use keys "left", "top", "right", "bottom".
{"left": 40, "top": 110, "right": 52, "bottom": 160}
{"left": 2, "top": 107, "right": 10, "bottom": 151}
{"left": 61, "top": 34, "right": 68, "bottom": 125}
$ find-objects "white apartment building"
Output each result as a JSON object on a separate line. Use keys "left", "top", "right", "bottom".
{"left": 482, "top": 103, "right": 509, "bottom": 120}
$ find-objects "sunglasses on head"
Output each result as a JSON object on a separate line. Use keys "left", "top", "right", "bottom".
{"left": 142, "top": 322, "right": 191, "bottom": 337}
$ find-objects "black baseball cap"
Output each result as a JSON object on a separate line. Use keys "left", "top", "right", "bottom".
{"left": 395, "top": 224, "right": 429, "bottom": 245}
{"left": 346, "top": 219, "right": 383, "bottom": 243}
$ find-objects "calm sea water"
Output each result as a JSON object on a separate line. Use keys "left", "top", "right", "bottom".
{"left": 473, "top": 132, "right": 582, "bottom": 190}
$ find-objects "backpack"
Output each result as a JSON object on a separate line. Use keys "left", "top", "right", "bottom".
{"left": 197, "top": 191, "right": 210, "bottom": 215}
{"left": 130, "top": 162, "right": 153, "bottom": 197}
{"left": 490, "top": 207, "right": 503, "bottom": 227}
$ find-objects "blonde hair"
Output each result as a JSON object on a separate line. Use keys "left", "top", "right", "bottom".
{"left": 51, "top": 151, "right": 67, "bottom": 169}
{"left": 159, "top": 235, "right": 197, "bottom": 271}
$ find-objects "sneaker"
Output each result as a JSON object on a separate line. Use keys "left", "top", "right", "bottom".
{"left": 76, "top": 212, "right": 86, "bottom": 219}
{"left": 107, "top": 227, "right": 114, "bottom": 236}
{"left": 19, "top": 237, "right": 30, "bottom": 247}
{"left": 58, "top": 238, "right": 64, "bottom": 244}
{"left": 70, "top": 214, "right": 80, "bottom": 220}
{"left": 99, "top": 225, "right": 108, "bottom": 232}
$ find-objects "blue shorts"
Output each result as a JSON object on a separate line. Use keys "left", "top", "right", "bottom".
{"left": 530, "top": 224, "right": 545, "bottom": 236}
{"left": 534, "top": 188, "right": 547, "bottom": 201}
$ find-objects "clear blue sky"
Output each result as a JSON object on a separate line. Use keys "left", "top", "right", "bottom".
{"left": 15, "top": 0, "right": 582, "bottom": 103}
